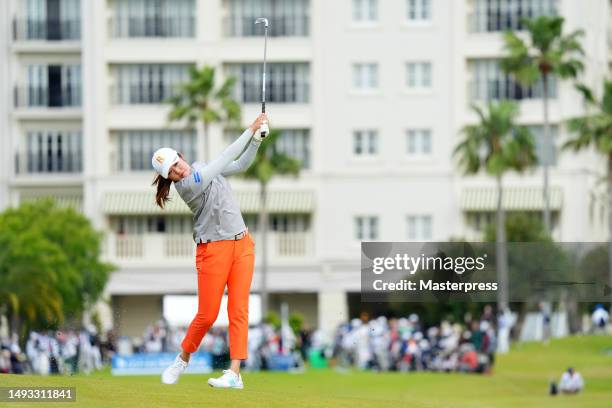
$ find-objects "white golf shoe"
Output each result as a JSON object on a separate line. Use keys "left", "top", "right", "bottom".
{"left": 207, "top": 369, "right": 244, "bottom": 389}
{"left": 161, "top": 354, "right": 188, "bottom": 384}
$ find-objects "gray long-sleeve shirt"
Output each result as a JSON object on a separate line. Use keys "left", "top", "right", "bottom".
{"left": 173, "top": 128, "right": 261, "bottom": 243}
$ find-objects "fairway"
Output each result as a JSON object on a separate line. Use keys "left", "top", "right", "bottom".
{"left": 3, "top": 335, "right": 612, "bottom": 408}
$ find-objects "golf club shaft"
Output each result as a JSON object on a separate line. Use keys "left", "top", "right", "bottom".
{"left": 261, "top": 24, "right": 268, "bottom": 134}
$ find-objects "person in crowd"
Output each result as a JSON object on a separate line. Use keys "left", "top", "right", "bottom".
{"left": 559, "top": 367, "right": 584, "bottom": 394}
{"left": 591, "top": 304, "right": 609, "bottom": 333}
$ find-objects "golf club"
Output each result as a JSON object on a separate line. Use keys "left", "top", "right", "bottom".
{"left": 255, "top": 17, "right": 269, "bottom": 137}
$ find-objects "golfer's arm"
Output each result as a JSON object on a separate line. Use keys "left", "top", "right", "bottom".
{"left": 221, "top": 139, "right": 262, "bottom": 176}
{"left": 200, "top": 127, "right": 255, "bottom": 186}
{"left": 175, "top": 127, "right": 254, "bottom": 198}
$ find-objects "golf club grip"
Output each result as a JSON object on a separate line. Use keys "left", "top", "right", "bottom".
{"left": 261, "top": 102, "right": 267, "bottom": 136}
{"left": 261, "top": 105, "right": 267, "bottom": 138}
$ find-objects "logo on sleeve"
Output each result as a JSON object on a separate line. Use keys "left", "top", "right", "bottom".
{"left": 193, "top": 171, "right": 201, "bottom": 183}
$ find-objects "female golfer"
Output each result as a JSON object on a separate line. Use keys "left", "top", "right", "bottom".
{"left": 152, "top": 112, "right": 268, "bottom": 389}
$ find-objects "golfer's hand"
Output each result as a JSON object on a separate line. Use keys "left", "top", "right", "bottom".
{"left": 250, "top": 113, "right": 269, "bottom": 141}
{"left": 250, "top": 113, "right": 267, "bottom": 133}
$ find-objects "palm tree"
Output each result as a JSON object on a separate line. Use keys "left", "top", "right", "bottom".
{"left": 454, "top": 101, "right": 537, "bottom": 313}
{"left": 167, "top": 66, "right": 241, "bottom": 162}
{"left": 240, "top": 128, "right": 302, "bottom": 316}
{"left": 565, "top": 80, "right": 612, "bottom": 308}
{"left": 0, "top": 231, "right": 65, "bottom": 345}
{"left": 501, "top": 16, "right": 584, "bottom": 234}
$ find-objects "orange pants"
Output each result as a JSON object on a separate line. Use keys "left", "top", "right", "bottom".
{"left": 181, "top": 232, "right": 255, "bottom": 360}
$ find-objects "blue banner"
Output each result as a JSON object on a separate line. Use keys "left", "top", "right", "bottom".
{"left": 266, "top": 353, "right": 295, "bottom": 371}
{"left": 111, "top": 352, "right": 213, "bottom": 376}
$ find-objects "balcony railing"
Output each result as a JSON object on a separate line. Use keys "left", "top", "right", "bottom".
{"left": 110, "top": 16, "right": 195, "bottom": 38}
{"left": 105, "top": 232, "right": 313, "bottom": 262}
{"left": 14, "top": 152, "right": 83, "bottom": 175}
{"left": 224, "top": 15, "right": 309, "bottom": 37}
{"left": 467, "top": 79, "right": 555, "bottom": 102}
{"left": 466, "top": 0, "right": 557, "bottom": 33}
{"left": 111, "top": 83, "right": 182, "bottom": 105}
{"left": 273, "top": 232, "right": 312, "bottom": 257}
{"left": 106, "top": 234, "right": 192, "bottom": 260}
{"left": 14, "top": 86, "right": 82, "bottom": 108}
{"left": 13, "top": 18, "right": 81, "bottom": 41}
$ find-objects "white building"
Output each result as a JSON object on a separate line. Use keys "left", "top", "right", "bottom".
{"left": 0, "top": 0, "right": 609, "bottom": 338}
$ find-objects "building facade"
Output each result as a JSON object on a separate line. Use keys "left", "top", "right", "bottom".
{"left": 1, "top": 0, "right": 609, "bottom": 338}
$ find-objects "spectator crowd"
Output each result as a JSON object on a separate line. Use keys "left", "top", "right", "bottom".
{"left": 331, "top": 310, "right": 496, "bottom": 374}
{"left": 1, "top": 324, "right": 113, "bottom": 376}
{"left": 1, "top": 303, "right": 609, "bottom": 376}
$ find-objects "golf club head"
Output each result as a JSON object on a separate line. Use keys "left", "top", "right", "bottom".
{"left": 254, "top": 17, "right": 269, "bottom": 28}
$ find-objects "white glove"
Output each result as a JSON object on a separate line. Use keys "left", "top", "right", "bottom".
{"left": 253, "top": 121, "right": 269, "bottom": 142}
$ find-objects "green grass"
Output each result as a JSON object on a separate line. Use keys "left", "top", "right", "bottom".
{"left": 2, "top": 335, "right": 612, "bottom": 407}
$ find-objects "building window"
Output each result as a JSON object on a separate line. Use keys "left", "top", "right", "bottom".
{"left": 225, "top": 128, "right": 311, "bottom": 169}
{"left": 112, "top": 64, "right": 191, "bottom": 104}
{"left": 16, "top": 64, "right": 81, "bottom": 107}
{"left": 527, "top": 125, "right": 557, "bottom": 166}
{"left": 111, "top": 0, "right": 195, "bottom": 38}
{"left": 355, "top": 216, "right": 378, "bottom": 240}
{"left": 270, "top": 214, "right": 310, "bottom": 232}
{"left": 469, "top": 0, "right": 558, "bottom": 33}
{"left": 353, "top": 130, "right": 378, "bottom": 156}
{"left": 353, "top": 63, "right": 378, "bottom": 91}
{"left": 225, "top": 63, "right": 310, "bottom": 103}
{"left": 14, "top": 0, "right": 81, "bottom": 41}
{"left": 352, "top": 0, "right": 378, "bottom": 23}
{"left": 406, "top": 62, "right": 432, "bottom": 89}
{"left": 224, "top": 0, "right": 309, "bottom": 37}
{"left": 407, "top": 0, "right": 431, "bottom": 21}
{"left": 242, "top": 214, "right": 311, "bottom": 233}
{"left": 406, "top": 129, "right": 432, "bottom": 156}
{"left": 273, "top": 130, "right": 311, "bottom": 169}
{"left": 113, "top": 216, "right": 192, "bottom": 234}
{"left": 16, "top": 130, "right": 82, "bottom": 174}
{"left": 115, "top": 130, "right": 196, "bottom": 171}
{"left": 469, "top": 59, "right": 557, "bottom": 101}
{"left": 407, "top": 215, "right": 432, "bottom": 240}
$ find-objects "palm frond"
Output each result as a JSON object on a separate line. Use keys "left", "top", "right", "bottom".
{"left": 455, "top": 102, "right": 536, "bottom": 177}
{"left": 574, "top": 83, "right": 596, "bottom": 105}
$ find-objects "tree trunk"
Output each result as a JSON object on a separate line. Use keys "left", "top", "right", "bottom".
{"left": 9, "top": 310, "right": 18, "bottom": 338}
{"left": 203, "top": 122, "right": 210, "bottom": 162}
{"left": 566, "top": 291, "right": 580, "bottom": 334}
{"left": 542, "top": 73, "right": 552, "bottom": 234}
{"left": 608, "top": 154, "right": 612, "bottom": 315}
{"left": 10, "top": 311, "right": 24, "bottom": 349}
{"left": 259, "top": 182, "right": 269, "bottom": 318}
{"left": 496, "top": 175, "right": 509, "bottom": 313}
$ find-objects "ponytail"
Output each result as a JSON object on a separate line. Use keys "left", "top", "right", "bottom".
{"left": 152, "top": 174, "right": 172, "bottom": 209}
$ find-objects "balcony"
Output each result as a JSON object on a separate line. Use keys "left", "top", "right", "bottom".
{"left": 105, "top": 231, "right": 314, "bottom": 266}
{"left": 110, "top": 83, "right": 181, "bottom": 105}
{"left": 14, "top": 152, "right": 82, "bottom": 175}
{"left": 13, "top": 18, "right": 81, "bottom": 41}
{"left": 466, "top": 0, "right": 558, "bottom": 34}
{"left": 109, "top": 16, "right": 195, "bottom": 39}
{"left": 466, "top": 79, "right": 557, "bottom": 103}
{"left": 14, "top": 86, "right": 81, "bottom": 108}
{"left": 11, "top": 151, "right": 82, "bottom": 186}
{"left": 223, "top": 15, "right": 309, "bottom": 37}
{"left": 13, "top": 86, "right": 82, "bottom": 119}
